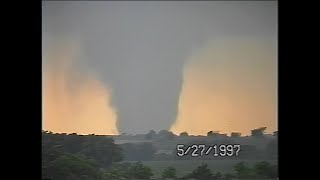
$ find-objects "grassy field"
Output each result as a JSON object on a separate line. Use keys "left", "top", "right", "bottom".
{"left": 138, "top": 160, "right": 278, "bottom": 178}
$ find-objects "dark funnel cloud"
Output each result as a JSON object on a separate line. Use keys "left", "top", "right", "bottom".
{"left": 42, "top": 1, "right": 277, "bottom": 134}
{"left": 80, "top": 2, "right": 206, "bottom": 134}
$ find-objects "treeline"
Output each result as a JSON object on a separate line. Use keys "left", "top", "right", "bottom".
{"left": 79, "top": 161, "right": 278, "bottom": 180}
{"left": 42, "top": 131, "right": 159, "bottom": 179}
{"left": 182, "top": 161, "right": 278, "bottom": 180}
{"left": 42, "top": 131, "right": 123, "bottom": 180}
{"left": 143, "top": 127, "right": 278, "bottom": 139}
{"left": 42, "top": 129, "right": 278, "bottom": 179}
{"left": 42, "top": 128, "right": 278, "bottom": 163}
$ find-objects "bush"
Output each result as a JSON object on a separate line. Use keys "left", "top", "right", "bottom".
{"left": 162, "top": 166, "right": 177, "bottom": 178}
{"left": 233, "top": 161, "right": 255, "bottom": 179}
{"left": 187, "top": 163, "right": 214, "bottom": 179}
{"left": 129, "top": 162, "right": 153, "bottom": 179}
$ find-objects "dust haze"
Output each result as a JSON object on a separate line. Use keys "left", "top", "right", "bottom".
{"left": 42, "top": 36, "right": 118, "bottom": 135}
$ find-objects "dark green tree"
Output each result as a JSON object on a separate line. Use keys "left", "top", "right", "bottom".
{"left": 179, "top": 131, "right": 189, "bottom": 137}
{"left": 231, "top": 132, "right": 241, "bottom": 137}
{"left": 162, "top": 166, "right": 177, "bottom": 178}
{"left": 207, "top": 131, "right": 219, "bottom": 137}
{"left": 233, "top": 161, "right": 255, "bottom": 179}
{"left": 188, "top": 163, "right": 214, "bottom": 179}
{"left": 42, "top": 131, "right": 124, "bottom": 166}
{"left": 128, "top": 162, "right": 153, "bottom": 179}
{"left": 158, "top": 129, "right": 175, "bottom": 140}
{"left": 251, "top": 127, "right": 267, "bottom": 137}
{"left": 103, "top": 162, "right": 133, "bottom": 180}
{"left": 44, "top": 153, "right": 102, "bottom": 180}
{"left": 81, "top": 136, "right": 122, "bottom": 167}
{"left": 254, "top": 161, "right": 278, "bottom": 178}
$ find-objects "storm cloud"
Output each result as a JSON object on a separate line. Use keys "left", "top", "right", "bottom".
{"left": 42, "top": 1, "right": 277, "bottom": 134}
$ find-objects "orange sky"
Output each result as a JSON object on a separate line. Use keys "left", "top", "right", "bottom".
{"left": 43, "top": 37, "right": 277, "bottom": 136}
{"left": 170, "top": 38, "right": 277, "bottom": 135}
{"left": 42, "top": 37, "right": 118, "bottom": 135}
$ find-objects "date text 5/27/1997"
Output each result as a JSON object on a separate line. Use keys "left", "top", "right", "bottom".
{"left": 176, "top": 144, "right": 241, "bottom": 157}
